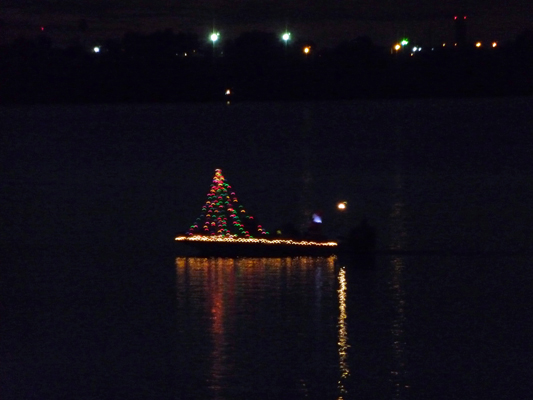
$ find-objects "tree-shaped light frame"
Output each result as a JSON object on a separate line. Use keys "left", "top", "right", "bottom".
{"left": 187, "top": 169, "right": 267, "bottom": 238}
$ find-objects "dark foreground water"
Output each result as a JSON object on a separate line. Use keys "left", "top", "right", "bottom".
{"left": 2, "top": 97, "right": 533, "bottom": 399}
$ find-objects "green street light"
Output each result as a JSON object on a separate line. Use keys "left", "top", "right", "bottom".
{"left": 401, "top": 39, "right": 409, "bottom": 46}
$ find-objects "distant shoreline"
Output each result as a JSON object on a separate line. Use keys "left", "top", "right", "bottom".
{"left": 1, "top": 30, "right": 532, "bottom": 105}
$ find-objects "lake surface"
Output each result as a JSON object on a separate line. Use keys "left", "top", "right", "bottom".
{"left": 2, "top": 97, "right": 533, "bottom": 399}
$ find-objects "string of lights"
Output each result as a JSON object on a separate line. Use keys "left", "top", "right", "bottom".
{"left": 176, "top": 235, "right": 338, "bottom": 247}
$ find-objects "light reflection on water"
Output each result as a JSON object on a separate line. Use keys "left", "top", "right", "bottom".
{"left": 176, "top": 256, "right": 343, "bottom": 399}
{"left": 337, "top": 267, "right": 349, "bottom": 399}
{"left": 388, "top": 171, "right": 410, "bottom": 398}
{"left": 174, "top": 255, "right": 412, "bottom": 399}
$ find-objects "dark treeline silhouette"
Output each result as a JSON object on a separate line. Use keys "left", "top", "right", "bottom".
{"left": 0, "top": 28, "right": 532, "bottom": 104}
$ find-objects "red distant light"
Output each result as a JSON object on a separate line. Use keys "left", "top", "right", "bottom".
{"left": 41, "top": 26, "right": 44, "bottom": 31}
{"left": 464, "top": 16, "right": 467, "bottom": 19}
{"left": 454, "top": 16, "right": 457, "bottom": 20}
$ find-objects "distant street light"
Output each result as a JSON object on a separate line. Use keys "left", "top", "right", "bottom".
{"left": 210, "top": 32, "right": 220, "bottom": 59}
{"left": 337, "top": 202, "right": 347, "bottom": 211}
{"left": 476, "top": 42, "right": 481, "bottom": 48}
{"left": 401, "top": 39, "right": 409, "bottom": 46}
{"left": 93, "top": 46, "right": 100, "bottom": 53}
{"left": 303, "top": 46, "right": 311, "bottom": 54}
{"left": 282, "top": 32, "right": 290, "bottom": 42}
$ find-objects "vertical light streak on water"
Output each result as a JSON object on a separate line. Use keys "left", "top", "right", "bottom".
{"left": 337, "top": 266, "right": 349, "bottom": 399}
{"left": 390, "top": 256, "right": 409, "bottom": 398}
{"left": 315, "top": 262, "right": 323, "bottom": 327}
{"left": 207, "top": 258, "right": 236, "bottom": 397}
{"left": 175, "top": 257, "right": 237, "bottom": 399}
{"left": 389, "top": 172, "right": 410, "bottom": 398}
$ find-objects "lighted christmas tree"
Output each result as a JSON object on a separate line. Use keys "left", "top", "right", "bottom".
{"left": 187, "top": 169, "right": 268, "bottom": 238}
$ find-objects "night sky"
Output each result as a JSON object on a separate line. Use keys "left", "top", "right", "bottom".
{"left": 1, "top": 0, "right": 532, "bottom": 47}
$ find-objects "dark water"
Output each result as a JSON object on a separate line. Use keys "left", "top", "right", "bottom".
{"left": 2, "top": 98, "right": 533, "bottom": 399}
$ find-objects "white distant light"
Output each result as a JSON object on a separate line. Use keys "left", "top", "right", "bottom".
{"left": 412, "top": 46, "right": 418, "bottom": 52}
{"left": 225, "top": 89, "right": 231, "bottom": 95}
{"left": 210, "top": 33, "right": 219, "bottom": 42}
{"left": 282, "top": 32, "right": 290, "bottom": 41}
{"left": 93, "top": 46, "right": 100, "bottom": 53}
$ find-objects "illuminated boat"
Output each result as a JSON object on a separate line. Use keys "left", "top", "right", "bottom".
{"left": 175, "top": 169, "right": 338, "bottom": 257}
{"left": 175, "top": 235, "right": 338, "bottom": 257}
